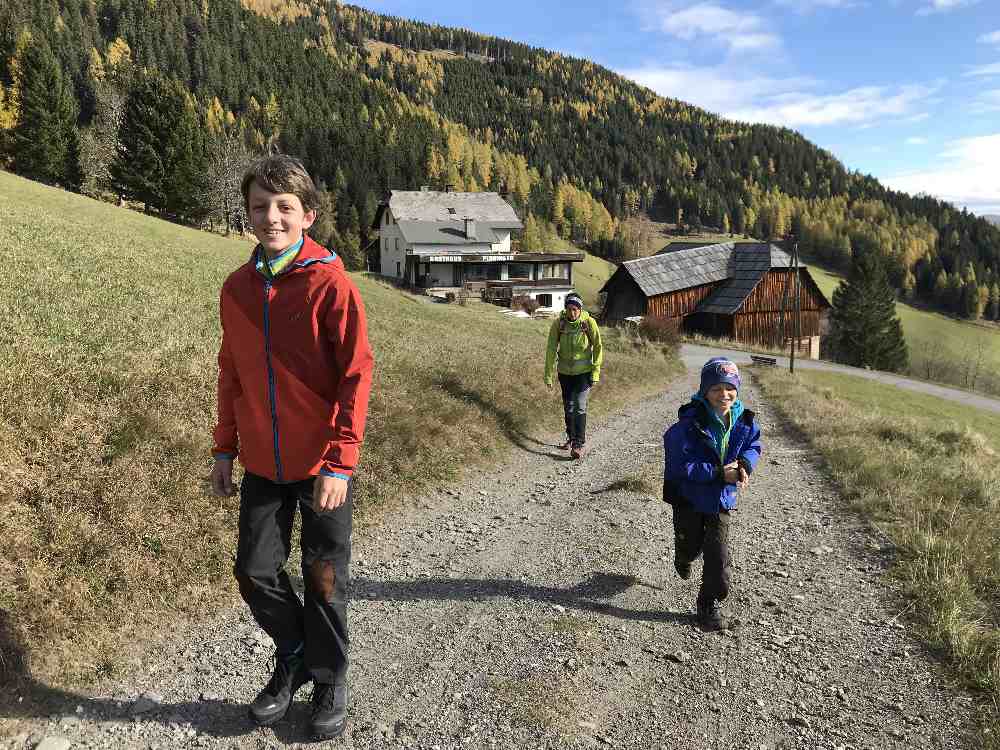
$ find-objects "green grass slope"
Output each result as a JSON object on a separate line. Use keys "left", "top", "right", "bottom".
{"left": 0, "top": 170, "right": 680, "bottom": 693}
{"left": 806, "top": 260, "right": 1000, "bottom": 394}
{"left": 756, "top": 368, "right": 1000, "bottom": 743}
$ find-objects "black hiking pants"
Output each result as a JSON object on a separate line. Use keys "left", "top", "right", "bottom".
{"left": 558, "top": 371, "right": 593, "bottom": 448}
{"left": 673, "top": 499, "right": 732, "bottom": 606}
{"left": 234, "top": 472, "right": 352, "bottom": 686}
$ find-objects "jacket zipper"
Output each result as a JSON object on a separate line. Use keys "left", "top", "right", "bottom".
{"left": 263, "top": 279, "right": 284, "bottom": 482}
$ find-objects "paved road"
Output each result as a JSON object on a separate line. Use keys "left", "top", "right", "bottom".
{"left": 682, "top": 342, "right": 1000, "bottom": 414}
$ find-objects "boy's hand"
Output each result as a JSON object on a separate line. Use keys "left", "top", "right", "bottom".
{"left": 722, "top": 462, "right": 741, "bottom": 484}
{"left": 738, "top": 465, "right": 750, "bottom": 488}
{"left": 210, "top": 458, "right": 236, "bottom": 497}
{"left": 314, "top": 474, "right": 349, "bottom": 512}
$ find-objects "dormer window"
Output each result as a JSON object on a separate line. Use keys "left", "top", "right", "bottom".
{"left": 447, "top": 208, "right": 457, "bottom": 215}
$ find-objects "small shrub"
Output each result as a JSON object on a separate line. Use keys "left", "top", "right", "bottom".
{"left": 638, "top": 315, "right": 681, "bottom": 352}
{"left": 512, "top": 295, "right": 540, "bottom": 314}
{"left": 444, "top": 292, "right": 456, "bottom": 304}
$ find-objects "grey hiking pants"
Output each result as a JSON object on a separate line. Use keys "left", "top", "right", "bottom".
{"left": 558, "top": 371, "right": 592, "bottom": 448}
{"left": 234, "top": 472, "right": 352, "bottom": 685}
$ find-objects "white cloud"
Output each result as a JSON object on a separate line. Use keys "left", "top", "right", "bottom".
{"left": 966, "top": 62, "right": 1000, "bottom": 77}
{"left": 646, "top": 2, "right": 781, "bottom": 52}
{"left": 917, "top": 0, "right": 980, "bottom": 14}
{"left": 905, "top": 136, "right": 928, "bottom": 144}
{"left": 884, "top": 134, "right": 1000, "bottom": 215}
{"left": 972, "top": 89, "right": 1000, "bottom": 113}
{"left": 621, "top": 64, "right": 938, "bottom": 129}
{"left": 979, "top": 31, "right": 1000, "bottom": 45}
{"left": 774, "top": 0, "right": 857, "bottom": 8}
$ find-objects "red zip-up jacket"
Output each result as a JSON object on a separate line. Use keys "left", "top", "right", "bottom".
{"left": 212, "top": 236, "right": 374, "bottom": 482}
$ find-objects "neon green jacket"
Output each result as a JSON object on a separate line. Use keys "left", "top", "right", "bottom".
{"left": 544, "top": 310, "right": 603, "bottom": 385}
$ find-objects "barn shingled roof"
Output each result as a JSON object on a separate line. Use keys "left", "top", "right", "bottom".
{"left": 696, "top": 243, "right": 793, "bottom": 314}
{"left": 608, "top": 242, "right": 803, "bottom": 314}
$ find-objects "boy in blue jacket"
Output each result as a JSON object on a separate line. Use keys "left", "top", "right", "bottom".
{"left": 663, "top": 358, "right": 762, "bottom": 630}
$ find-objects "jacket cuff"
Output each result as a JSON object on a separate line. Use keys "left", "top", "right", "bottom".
{"left": 319, "top": 468, "right": 351, "bottom": 481}
{"left": 213, "top": 451, "right": 237, "bottom": 461}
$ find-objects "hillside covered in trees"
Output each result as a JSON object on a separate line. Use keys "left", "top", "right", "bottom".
{"left": 2, "top": 0, "right": 999, "bottom": 317}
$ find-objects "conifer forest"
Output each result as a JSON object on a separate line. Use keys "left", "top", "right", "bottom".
{"left": 2, "top": 0, "right": 999, "bottom": 317}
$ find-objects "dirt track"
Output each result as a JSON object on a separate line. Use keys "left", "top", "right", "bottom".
{"left": 4, "top": 368, "right": 976, "bottom": 750}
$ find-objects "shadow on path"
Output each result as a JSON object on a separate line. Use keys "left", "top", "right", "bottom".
{"left": 435, "top": 376, "right": 571, "bottom": 460}
{"left": 350, "top": 570, "right": 688, "bottom": 626}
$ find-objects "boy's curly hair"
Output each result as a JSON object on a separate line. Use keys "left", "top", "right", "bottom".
{"left": 241, "top": 154, "right": 320, "bottom": 214}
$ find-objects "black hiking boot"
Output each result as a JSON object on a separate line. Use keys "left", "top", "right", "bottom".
{"left": 570, "top": 443, "right": 587, "bottom": 459}
{"left": 248, "top": 651, "right": 309, "bottom": 726}
{"left": 310, "top": 681, "right": 349, "bottom": 741}
{"left": 674, "top": 559, "right": 692, "bottom": 580}
{"left": 697, "top": 599, "right": 729, "bottom": 631}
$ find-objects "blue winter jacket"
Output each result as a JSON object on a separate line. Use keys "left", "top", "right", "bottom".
{"left": 663, "top": 399, "right": 763, "bottom": 514}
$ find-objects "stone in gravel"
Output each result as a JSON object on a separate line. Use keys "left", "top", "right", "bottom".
{"left": 34, "top": 738, "right": 72, "bottom": 750}
{"left": 666, "top": 650, "right": 691, "bottom": 664}
{"left": 130, "top": 692, "right": 163, "bottom": 715}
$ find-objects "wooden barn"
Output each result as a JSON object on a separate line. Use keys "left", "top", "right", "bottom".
{"left": 600, "top": 242, "right": 831, "bottom": 356}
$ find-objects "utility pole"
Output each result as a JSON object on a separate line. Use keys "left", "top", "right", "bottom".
{"left": 788, "top": 233, "right": 800, "bottom": 374}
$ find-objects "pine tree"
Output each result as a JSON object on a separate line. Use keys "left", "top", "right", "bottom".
{"left": 521, "top": 213, "right": 543, "bottom": 251}
{"left": 112, "top": 71, "right": 206, "bottom": 219}
{"left": 828, "top": 249, "right": 908, "bottom": 372}
{"left": 989, "top": 283, "right": 1000, "bottom": 321}
{"left": 12, "top": 38, "right": 79, "bottom": 186}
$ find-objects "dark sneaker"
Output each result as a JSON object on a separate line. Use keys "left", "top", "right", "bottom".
{"left": 248, "top": 651, "right": 309, "bottom": 726}
{"left": 674, "top": 559, "right": 692, "bottom": 580}
{"left": 697, "top": 600, "right": 729, "bottom": 631}
{"left": 559, "top": 439, "right": 573, "bottom": 450}
{"left": 310, "top": 681, "right": 348, "bottom": 741}
{"left": 570, "top": 444, "right": 586, "bottom": 459}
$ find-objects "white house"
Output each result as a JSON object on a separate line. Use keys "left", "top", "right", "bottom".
{"left": 374, "top": 189, "right": 584, "bottom": 309}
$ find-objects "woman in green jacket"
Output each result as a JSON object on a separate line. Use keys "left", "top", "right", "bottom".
{"left": 544, "top": 293, "right": 603, "bottom": 459}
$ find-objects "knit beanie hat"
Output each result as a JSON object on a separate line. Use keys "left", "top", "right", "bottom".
{"left": 699, "top": 357, "right": 741, "bottom": 395}
{"left": 565, "top": 293, "right": 584, "bottom": 309}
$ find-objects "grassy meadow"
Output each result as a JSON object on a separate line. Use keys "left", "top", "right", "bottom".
{"left": 755, "top": 367, "right": 1000, "bottom": 743}
{"left": 805, "top": 261, "right": 1000, "bottom": 394}
{"left": 0, "top": 170, "right": 681, "bottom": 695}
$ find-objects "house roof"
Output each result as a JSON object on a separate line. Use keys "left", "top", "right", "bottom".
{"left": 603, "top": 242, "right": 814, "bottom": 314}
{"left": 384, "top": 190, "right": 523, "bottom": 228}
{"left": 397, "top": 220, "right": 502, "bottom": 246}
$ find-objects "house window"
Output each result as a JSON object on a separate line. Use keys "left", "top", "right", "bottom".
{"left": 395, "top": 238, "right": 400, "bottom": 251}
{"left": 539, "top": 263, "right": 569, "bottom": 279}
{"left": 463, "top": 263, "right": 501, "bottom": 281}
{"left": 537, "top": 294, "right": 553, "bottom": 307}
{"left": 396, "top": 262, "right": 401, "bottom": 277}
{"left": 508, "top": 262, "right": 533, "bottom": 280}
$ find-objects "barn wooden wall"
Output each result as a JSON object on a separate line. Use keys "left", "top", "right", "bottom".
{"left": 743, "top": 269, "right": 826, "bottom": 313}
{"left": 647, "top": 282, "right": 721, "bottom": 318}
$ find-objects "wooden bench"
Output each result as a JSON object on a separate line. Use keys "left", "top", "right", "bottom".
{"left": 750, "top": 354, "right": 777, "bottom": 366}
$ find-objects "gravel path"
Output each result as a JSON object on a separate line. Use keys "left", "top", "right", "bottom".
{"left": 5, "top": 370, "right": 977, "bottom": 750}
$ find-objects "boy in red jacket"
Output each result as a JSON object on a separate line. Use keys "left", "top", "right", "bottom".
{"left": 209, "top": 155, "right": 374, "bottom": 740}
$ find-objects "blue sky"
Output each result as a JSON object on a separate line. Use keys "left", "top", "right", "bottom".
{"left": 357, "top": 0, "right": 1000, "bottom": 216}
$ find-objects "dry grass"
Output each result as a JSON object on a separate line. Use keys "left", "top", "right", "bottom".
{"left": 0, "top": 170, "right": 681, "bottom": 699}
{"left": 754, "top": 368, "right": 1000, "bottom": 745}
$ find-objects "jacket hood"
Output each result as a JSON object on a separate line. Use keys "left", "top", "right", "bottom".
{"left": 560, "top": 309, "right": 592, "bottom": 323}
{"left": 678, "top": 395, "right": 745, "bottom": 426}
{"left": 250, "top": 235, "right": 344, "bottom": 276}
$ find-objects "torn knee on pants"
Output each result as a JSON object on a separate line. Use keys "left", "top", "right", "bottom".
{"left": 306, "top": 558, "right": 337, "bottom": 601}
